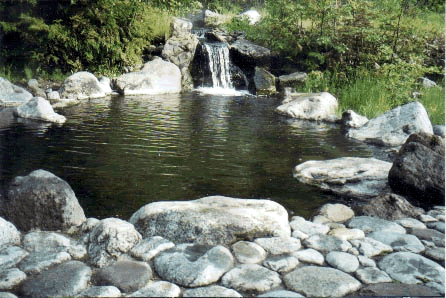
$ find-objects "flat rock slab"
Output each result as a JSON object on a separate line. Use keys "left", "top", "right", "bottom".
{"left": 396, "top": 218, "right": 427, "bottom": 229}
{"left": 293, "top": 157, "right": 392, "bottom": 199}
{"left": 328, "top": 228, "right": 365, "bottom": 241}
{"left": 424, "top": 247, "right": 445, "bottom": 263}
{"left": 130, "top": 236, "right": 175, "bottom": 261}
{"left": 154, "top": 243, "right": 233, "bottom": 287}
{"left": 303, "top": 234, "right": 352, "bottom": 254}
{"left": 289, "top": 216, "right": 329, "bottom": 236}
{"left": 231, "top": 241, "right": 267, "bottom": 264}
{"left": 368, "top": 231, "right": 425, "bottom": 253}
{"left": 427, "top": 221, "right": 445, "bottom": 233}
{"left": 18, "top": 251, "right": 72, "bottom": 274}
{"left": 408, "top": 228, "right": 445, "bottom": 247}
{"left": 94, "top": 260, "right": 152, "bottom": 293}
{"left": 0, "top": 246, "right": 29, "bottom": 269}
{"left": 325, "top": 252, "right": 359, "bottom": 273}
{"left": 358, "top": 282, "right": 442, "bottom": 296}
{"left": 263, "top": 255, "right": 299, "bottom": 273}
{"left": 254, "top": 237, "right": 301, "bottom": 255}
{"left": 347, "top": 216, "right": 406, "bottom": 234}
{"left": 378, "top": 252, "right": 445, "bottom": 285}
{"left": 79, "top": 286, "right": 121, "bottom": 297}
{"left": 350, "top": 237, "right": 393, "bottom": 258}
{"left": 183, "top": 285, "right": 242, "bottom": 297}
{"left": 21, "top": 260, "right": 91, "bottom": 298}
{"left": 0, "top": 268, "right": 27, "bottom": 290}
{"left": 283, "top": 266, "right": 361, "bottom": 297}
{"left": 0, "top": 218, "right": 21, "bottom": 247}
{"left": 257, "top": 290, "right": 305, "bottom": 297}
{"left": 221, "top": 264, "right": 282, "bottom": 295}
{"left": 354, "top": 267, "right": 392, "bottom": 284}
{"left": 346, "top": 101, "right": 433, "bottom": 146}
{"left": 23, "top": 231, "right": 72, "bottom": 252}
{"left": 130, "top": 196, "right": 291, "bottom": 245}
{"left": 127, "top": 281, "right": 181, "bottom": 297}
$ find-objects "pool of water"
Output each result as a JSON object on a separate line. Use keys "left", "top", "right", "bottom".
{"left": 0, "top": 92, "right": 386, "bottom": 220}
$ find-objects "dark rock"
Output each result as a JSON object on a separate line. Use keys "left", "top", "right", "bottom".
{"left": 6, "top": 169, "right": 86, "bottom": 232}
{"left": 230, "top": 39, "right": 273, "bottom": 68}
{"left": 21, "top": 261, "right": 91, "bottom": 298}
{"left": 357, "top": 283, "right": 441, "bottom": 296}
{"left": 94, "top": 261, "right": 152, "bottom": 293}
{"left": 388, "top": 132, "right": 445, "bottom": 209}
{"left": 278, "top": 72, "right": 307, "bottom": 90}
{"left": 408, "top": 228, "right": 445, "bottom": 247}
{"left": 352, "top": 193, "right": 425, "bottom": 220}
{"left": 253, "top": 67, "right": 276, "bottom": 95}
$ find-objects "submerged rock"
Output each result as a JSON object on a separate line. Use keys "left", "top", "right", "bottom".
{"left": 293, "top": 157, "right": 392, "bottom": 199}
{"left": 6, "top": 169, "right": 86, "bottom": 232}
{"left": 129, "top": 196, "right": 291, "bottom": 246}
{"left": 346, "top": 101, "right": 433, "bottom": 146}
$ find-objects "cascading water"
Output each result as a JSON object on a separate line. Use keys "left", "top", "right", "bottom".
{"left": 202, "top": 42, "right": 233, "bottom": 89}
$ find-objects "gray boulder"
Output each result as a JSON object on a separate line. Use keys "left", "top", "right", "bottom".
{"left": 79, "top": 286, "right": 121, "bottom": 298}
{"left": 350, "top": 237, "right": 393, "bottom": 258}
{"left": 21, "top": 261, "right": 92, "bottom": 298}
{"left": 347, "top": 216, "right": 406, "bottom": 234}
{"left": 114, "top": 58, "right": 182, "bottom": 95}
{"left": 162, "top": 33, "right": 199, "bottom": 90}
{"left": 230, "top": 39, "right": 272, "bottom": 67}
{"left": 368, "top": 231, "right": 425, "bottom": 253}
{"left": 254, "top": 236, "right": 301, "bottom": 255}
{"left": 127, "top": 281, "right": 180, "bottom": 297}
{"left": 27, "top": 79, "right": 46, "bottom": 99}
{"left": 379, "top": 252, "right": 445, "bottom": 285}
{"left": 0, "top": 218, "right": 20, "bottom": 247}
{"left": 0, "top": 246, "right": 29, "bottom": 269}
{"left": 289, "top": 216, "right": 329, "bottom": 236}
{"left": 341, "top": 110, "right": 368, "bottom": 128}
{"left": 98, "top": 76, "right": 112, "bottom": 95}
{"left": 277, "top": 92, "right": 338, "bottom": 121}
{"left": 129, "top": 196, "right": 291, "bottom": 246}
{"left": 6, "top": 169, "right": 86, "bottom": 232}
{"left": 388, "top": 132, "right": 445, "bottom": 208}
{"left": 396, "top": 218, "right": 427, "bottom": 229}
{"left": 303, "top": 234, "right": 352, "bottom": 254}
{"left": 15, "top": 97, "right": 66, "bottom": 123}
{"left": 0, "top": 268, "right": 27, "bottom": 290}
{"left": 0, "top": 77, "right": 33, "bottom": 106}
{"left": 257, "top": 290, "right": 305, "bottom": 297}
{"left": 88, "top": 218, "right": 141, "bottom": 268}
{"left": 0, "top": 108, "right": 16, "bottom": 128}
{"left": 59, "top": 71, "right": 106, "bottom": 100}
{"left": 291, "top": 248, "right": 324, "bottom": 265}
{"left": 424, "top": 247, "right": 445, "bottom": 264}
{"left": 253, "top": 67, "right": 276, "bottom": 95}
{"left": 18, "top": 251, "right": 71, "bottom": 274}
{"left": 427, "top": 221, "right": 445, "bottom": 233}
{"left": 283, "top": 266, "right": 362, "bottom": 297}
{"left": 23, "top": 231, "right": 71, "bottom": 252}
{"left": 278, "top": 72, "right": 307, "bottom": 90}
{"left": 353, "top": 193, "right": 425, "bottom": 220}
{"left": 154, "top": 243, "right": 234, "bottom": 287}
{"left": 346, "top": 101, "right": 433, "bottom": 146}
{"left": 183, "top": 285, "right": 242, "bottom": 297}
{"left": 408, "top": 228, "right": 444, "bottom": 247}
{"left": 325, "top": 252, "right": 359, "bottom": 273}
{"left": 221, "top": 264, "right": 282, "bottom": 295}
{"left": 316, "top": 203, "right": 355, "bottom": 223}
{"left": 94, "top": 261, "right": 152, "bottom": 293}
{"left": 293, "top": 157, "right": 392, "bottom": 199}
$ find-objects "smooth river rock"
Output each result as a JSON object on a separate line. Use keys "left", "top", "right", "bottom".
{"left": 283, "top": 266, "right": 362, "bottom": 297}
{"left": 276, "top": 92, "right": 338, "bottom": 121}
{"left": 0, "top": 77, "right": 33, "bottom": 106}
{"left": 0, "top": 246, "right": 29, "bottom": 269}
{"left": 368, "top": 231, "right": 425, "bottom": 253}
{"left": 127, "top": 281, "right": 181, "bottom": 297}
{"left": 347, "top": 216, "right": 406, "bottom": 234}
{"left": 346, "top": 101, "right": 433, "bottom": 146}
{"left": 231, "top": 241, "right": 267, "bottom": 264}
{"left": 154, "top": 243, "right": 234, "bottom": 287}
{"left": 0, "top": 218, "right": 21, "bottom": 247}
{"left": 129, "top": 196, "right": 291, "bottom": 245}
{"left": 293, "top": 157, "right": 392, "bottom": 199}
{"left": 15, "top": 97, "right": 66, "bottom": 123}
{"left": 183, "top": 285, "right": 242, "bottom": 297}
{"left": 221, "top": 264, "right": 282, "bottom": 294}
{"left": 59, "top": 71, "right": 106, "bottom": 100}
{"left": 6, "top": 169, "right": 86, "bottom": 232}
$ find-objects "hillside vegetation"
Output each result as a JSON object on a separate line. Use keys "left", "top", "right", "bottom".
{"left": 0, "top": 0, "right": 444, "bottom": 123}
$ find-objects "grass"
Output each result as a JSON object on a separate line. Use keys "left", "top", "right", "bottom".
{"left": 0, "top": 64, "right": 72, "bottom": 84}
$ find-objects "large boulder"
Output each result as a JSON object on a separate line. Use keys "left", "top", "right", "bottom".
{"left": 171, "top": 17, "right": 193, "bottom": 37}
{"left": 59, "top": 71, "right": 107, "bottom": 100}
{"left": 293, "top": 157, "right": 392, "bottom": 199}
{"left": 388, "top": 132, "right": 445, "bottom": 209}
{"left": 352, "top": 193, "right": 425, "bottom": 220}
{"left": 276, "top": 92, "right": 339, "bottom": 122}
{"left": 346, "top": 101, "right": 433, "bottom": 146}
{"left": 230, "top": 39, "right": 272, "bottom": 67}
{"left": 237, "top": 9, "right": 261, "bottom": 25}
{"left": 162, "top": 33, "right": 199, "bottom": 91}
{"left": 254, "top": 67, "right": 276, "bottom": 95}
{"left": 5, "top": 169, "right": 86, "bottom": 232}
{"left": 0, "top": 217, "right": 21, "bottom": 247}
{"left": 15, "top": 97, "right": 66, "bottom": 123}
{"left": 129, "top": 196, "right": 291, "bottom": 246}
{"left": 0, "top": 77, "right": 33, "bottom": 106}
{"left": 87, "top": 218, "right": 142, "bottom": 268}
{"left": 114, "top": 58, "right": 182, "bottom": 95}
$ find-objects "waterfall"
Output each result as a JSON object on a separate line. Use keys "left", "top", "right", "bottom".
{"left": 202, "top": 42, "right": 233, "bottom": 89}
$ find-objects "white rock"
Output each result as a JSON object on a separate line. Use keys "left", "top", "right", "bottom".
{"left": 0, "top": 246, "right": 29, "bottom": 269}
{"left": 318, "top": 203, "right": 355, "bottom": 223}
{"left": 15, "top": 97, "right": 66, "bottom": 123}
{"left": 128, "top": 281, "right": 181, "bottom": 297}
{"left": 347, "top": 216, "right": 406, "bottom": 234}
{"left": 263, "top": 255, "right": 299, "bottom": 273}
{"left": 350, "top": 237, "right": 393, "bottom": 258}
{"left": 290, "top": 216, "right": 329, "bottom": 235}
{"left": 0, "top": 268, "right": 27, "bottom": 290}
{"left": 355, "top": 267, "right": 392, "bottom": 284}
{"left": 183, "top": 285, "right": 242, "bottom": 297}
{"left": 23, "top": 231, "right": 71, "bottom": 252}
{"left": 238, "top": 9, "right": 261, "bottom": 25}
{"left": 18, "top": 251, "right": 72, "bottom": 274}
{"left": 303, "top": 234, "right": 352, "bottom": 254}
{"left": 0, "top": 77, "right": 33, "bottom": 106}
{"left": 328, "top": 228, "right": 365, "bottom": 241}
{"left": 357, "top": 255, "right": 376, "bottom": 267}
{"left": 98, "top": 76, "right": 112, "bottom": 95}
{"left": 59, "top": 71, "right": 106, "bottom": 100}
{"left": 277, "top": 92, "right": 338, "bottom": 121}
{"left": 325, "top": 251, "right": 359, "bottom": 273}
{"left": 130, "top": 236, "right": 175, "bottom": 261}
{"left": 254, "top": 237, "right": 301, "bottom": 255}
{"left": 341, "top": 110, "right": 368, "bottom": 128}
{"left": 231, "top": 241, "right": 267, "bottom": 264}
{"left": 368, "top": 231, "right": 425, "bottom": 253}
{"left": 396, "top": 218, "right": 427, "bottom": 229}
{"left": 0, "top": 218, "right": 21, "bottom": 247}
{"left": 291, "top": 248, "right": 324, "bottom": 265}
{"left": 79, "top": 286, "right": 121, "bottom": 297}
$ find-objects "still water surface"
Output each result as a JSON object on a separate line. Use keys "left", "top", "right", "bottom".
{"left": 0, "top": 92, "right": 383, "bottom": 220}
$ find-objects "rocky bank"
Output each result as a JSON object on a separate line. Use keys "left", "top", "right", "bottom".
{"left": 0, "top": 166, "right": 444, "bottom": 297}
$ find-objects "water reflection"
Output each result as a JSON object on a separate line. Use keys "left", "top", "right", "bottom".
{"left": 0, "top": 93, "right": 384, "bottom": 220}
